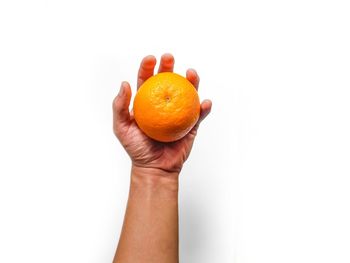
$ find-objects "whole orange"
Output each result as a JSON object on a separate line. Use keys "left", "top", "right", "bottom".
{"left": 133, "top": 72, "right": 200, "bottom": 142}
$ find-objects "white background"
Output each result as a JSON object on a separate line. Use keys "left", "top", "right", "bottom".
{"left": 0, "top": 0, "right": 349, "bottom": 262}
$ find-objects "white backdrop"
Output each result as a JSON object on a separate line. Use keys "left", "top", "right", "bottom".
{"left": 0, "top": 0, "right": 350, "bottom": 262}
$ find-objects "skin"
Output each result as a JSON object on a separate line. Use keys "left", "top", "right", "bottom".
{"left": 112, "top": 53, "right": 212, "bottom": 263}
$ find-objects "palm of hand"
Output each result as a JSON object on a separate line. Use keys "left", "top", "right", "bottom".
{"left": 119, "top": 118, "right": 197, "bottom": 173}
{"left": 113, "top": 54, "right": 211, "bottom": 173}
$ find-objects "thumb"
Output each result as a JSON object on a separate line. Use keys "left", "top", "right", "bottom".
{"left": 113, "top": 81, "right": 132, "bottom": 130}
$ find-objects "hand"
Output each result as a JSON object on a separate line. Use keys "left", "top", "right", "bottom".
{"left": 113, "top": 54, "right": 212, "bottom": 174}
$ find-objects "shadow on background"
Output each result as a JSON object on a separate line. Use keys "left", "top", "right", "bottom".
{"left": 180, "top": 196, "right": 208, "bottom": 262}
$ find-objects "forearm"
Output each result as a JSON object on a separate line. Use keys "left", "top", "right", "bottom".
{"left": 113, "top": 166, "right": 179, "bottom": 263}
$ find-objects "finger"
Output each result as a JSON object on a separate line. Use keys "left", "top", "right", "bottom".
{"left": 186, "top": 99, "right": 212, "bottom": 138}
{"left": 137, "top": 55, "right": 157, "bottom": 89}
{"left": 158, "top": 53, "right": 174, "bottom": 73}
{"left": 186, "top": 68, "right": 200, "bottom": 90}
{"left": 193, "top": 99, "right": 212, "bottom": 131}
{"left": 113, "top": 82, "right": 132, "bottom": 130}
{"left": 198, "top": 99, "right": 212, "bottom": 124}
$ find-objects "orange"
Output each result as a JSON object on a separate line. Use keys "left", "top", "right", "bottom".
{"left": 133, "top": 72, "right": 200, "bottom": 142}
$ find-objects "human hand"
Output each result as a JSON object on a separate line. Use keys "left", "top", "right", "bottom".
{"left": 113, "top": 54, "right": 212, "bottom": 174}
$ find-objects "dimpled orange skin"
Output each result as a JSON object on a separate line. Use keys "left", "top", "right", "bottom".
{"left": 133, "top": 72, "right": 201, "bottom": 142}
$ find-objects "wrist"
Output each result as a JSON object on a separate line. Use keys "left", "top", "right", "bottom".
{"left": 130, "top": 165, "right": 179, "bottom": 200}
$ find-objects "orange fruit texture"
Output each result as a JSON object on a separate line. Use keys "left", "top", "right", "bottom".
{"left": 133, "top": 72, "right": 201, "bottom": 142}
